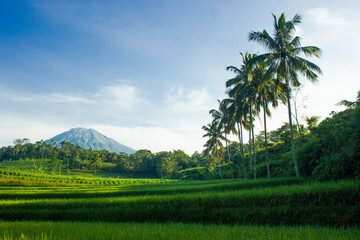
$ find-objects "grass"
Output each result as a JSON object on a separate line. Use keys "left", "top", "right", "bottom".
{"left": 1, "top": 180, "right": 358, "bottom": 225}
{"left": 0, "top": 169, "right": 359, "bottom": 238}
{"left": 0, "top": 170, "right": 359, "bottom": 225}
{"left": 0, "top": 169, "right": 172, "bottom": 186}
{"left": 0, "top": 159, "right": 126, "bottom": 178}
{"left": 0, "top": 221, "right": 359, "bottom": 240}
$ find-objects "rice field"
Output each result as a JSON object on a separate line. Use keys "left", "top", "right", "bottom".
{"left": 0, "top": 221, "right": 359, "bottom": 240}
{"left": 0, "top": 169, "right": 359, "bottom": 239}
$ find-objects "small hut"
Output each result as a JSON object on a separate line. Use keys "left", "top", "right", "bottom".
{"left": 260, "top": 140, "right": 275, "bottom": 148}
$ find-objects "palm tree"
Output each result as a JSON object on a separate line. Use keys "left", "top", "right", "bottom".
{"left": 249, "top": 12, "right": 322, "bottom": 177}
{"left": 202, "top": 121, "right": 226, "bottom": 179}
{"left": 305, "top": 116, "right": 320, "bottom": 132}
{"left": 255, "top": 61, "right": 287, "bottom": 178}
{"left": 336, "top": 90, "right": 360, "bottom": 109}
{"left": 224, "top": 97, "right": 248, "bottom": 178}
{"left": 226, "top": 52, "right": 259, "bottom": 179}
{"left": 210, "top": 99, "right": 236, "bottom": 178}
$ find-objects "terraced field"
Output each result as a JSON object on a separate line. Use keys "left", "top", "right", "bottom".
{"left": 0, "top": 169, "right": 359, "bottom": 239}
{"left": 1, "top": 221, "right": 359, "bottom": 240}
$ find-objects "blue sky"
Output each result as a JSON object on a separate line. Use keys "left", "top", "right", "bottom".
{"left": 1, "top": 0, "right": 359, "bottom": 154}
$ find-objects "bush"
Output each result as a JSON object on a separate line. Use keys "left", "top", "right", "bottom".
{"left": 310, "top": 108, "right": 360, "bottom": 180}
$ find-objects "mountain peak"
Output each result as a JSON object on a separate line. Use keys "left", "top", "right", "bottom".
{"left": 46, "top": 128, "right": 136, "bottom": 154}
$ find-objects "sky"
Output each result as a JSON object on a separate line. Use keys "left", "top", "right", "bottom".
{"left": 1, "top": 0, "right": 359, "bottom": 154}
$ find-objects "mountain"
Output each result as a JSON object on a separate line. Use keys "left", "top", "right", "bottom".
{"left": 46, "top": 128, "right": 136, "bottom": 154}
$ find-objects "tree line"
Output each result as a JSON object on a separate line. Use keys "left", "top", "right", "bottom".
{"left": 0, "top": 139, "right": 202, "bottom": 178}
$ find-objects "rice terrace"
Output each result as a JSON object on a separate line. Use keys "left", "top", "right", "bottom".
{"left": 0, "top": 1, "right": 360, "bottom": 240}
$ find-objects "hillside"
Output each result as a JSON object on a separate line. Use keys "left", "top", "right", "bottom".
{"left": 46, "top": 128, "right": 136, "bottom": 154}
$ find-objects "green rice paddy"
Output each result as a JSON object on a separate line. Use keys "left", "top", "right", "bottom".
{"left": 1, "top": 221, "right": 359, "bottom": 240}
{"left": 0, "top": 169, "right": 359, "bottom": 239}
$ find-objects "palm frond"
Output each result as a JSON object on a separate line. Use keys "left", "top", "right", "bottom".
{"left": 226, "top": 65, "right": 242, "bottom": 74}
{"left": 336, "top": 100, "right": 356, "bottom": 108}
{"left": 291, "top": 46, "right": 322, "bottom": 58}
{"left": 287, "top": 67, "right": 301, "bottom": 87}
{"left": 292, "top": 55, "right": 322, "bottom": 74}
{"left": 288, "top": 36, "right": 302, "bottom": 49}
{"left": 249, "top": 30, "right": 279, "bottom": 52}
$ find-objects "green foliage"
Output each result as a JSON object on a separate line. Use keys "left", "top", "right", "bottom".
{"left": 0, "top": 142, "right": 198, "bottom": 179}
{"left": 237, "top": 107, "right": 359, "bottom": 181}
{"left": 177, "top": 167, "right": 210, "bottom": 180}
{"left": 310, "top": 108, "right": 360, "bottom": 180}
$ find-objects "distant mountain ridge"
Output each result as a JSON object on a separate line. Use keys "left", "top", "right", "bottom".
{"left": 46, "top": 128, "right": 136, "bottom": 154}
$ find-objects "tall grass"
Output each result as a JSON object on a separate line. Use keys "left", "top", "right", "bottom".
{"left": 0, "top": 178, "right": 359, "bottom": 226}
{"left": 0, "top": 173, "right": 307, "bottom": 200}
{"left": 0, "top": 169, "right": 172, "bottom": 186}
{"left": 0, "top": 170, "right": 359, "bottom": 226}
{"left": 0, "top": 221, "right": 359, "bottom": 240}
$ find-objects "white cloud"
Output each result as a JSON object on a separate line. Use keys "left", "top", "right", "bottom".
{"left": 301, "top": 7, "right": 360, "bottom": 49}
{"left": 164, "top": 86, "right": 213, "bottom": 113}
{"left": 95, "top": 82, "right": 144, "bottom": 108}
{"left": 48, "top": 93, "right": 94, "bottom": 104}
{"left": 0, "top": 82, "right": 144, "bottom": 108}
{"left": 0, "top": 115, "right": 70, "bottom": 146}
{"left": 0, "top": 86, "right": 93, "bottom": 104}
{"left": 307, "top": 8, "right": 348, "bottom": 28}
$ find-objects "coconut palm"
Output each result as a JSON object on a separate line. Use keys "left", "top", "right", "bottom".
{"left": 226, "top": 52, "right": 259, "bottom": 179}
{"left": 254, "top": 61, "right": 287, "bottom": 178}
{"left": 202, "top": 121, "right": 226, "bottom": 179}
{"left": 305, "top": 116, "right": 320, "bottom": 132}
{"left": 210, "top": 99, "right": 237, "bottom": 178}
{"left": 223, "top": 96, "right": 249, "bottom": 178}
{"left": 249, "top": 12, "right": 322, "bottom": 177}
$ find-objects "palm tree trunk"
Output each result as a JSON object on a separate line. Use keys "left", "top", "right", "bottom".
{"left": 236, "top": 123, "right": 241, "bottom": 174}
{"left": 252, "top": 124, "right": 256, "bottom": 179}
{"left": 225, "top": 133, "right": 234, "bottom": 179}
{"left": 237, "top": 122, "right": 246, "bottom": 178}
{"left": 249, "top": 106, "right": 256, "bottom": 179}
{"left": 240, "top": 122, "right": 246, "bottom": 178}
{"left": 286, "top": 79, "right": 300, "bottom": 178}
{"left": 216, "top": 142, "right": 223, "bottom": 180}
{"left": 264, "top": 105, "right": 270, "bottom": 179}
{"left": 249, "top": 129, "right": 252, "bottom": 170}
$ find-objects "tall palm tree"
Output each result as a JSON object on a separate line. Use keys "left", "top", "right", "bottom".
{"left": 249, "top": 12, "right": 322, "bottom": 177}
{"left": 224, "top": 97, "right": 248, "bottom": 178}
{"left": 255, "top": 61, "right": 287, "bottom": 178}
{"left": 202, "top": 121, "right": 226, "bottom": 179}
{"left": 226, "top": 52, "right": 259, "bottom": 179}
{"left": 210, "top": 99, "right": 236, "bottom": 178}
